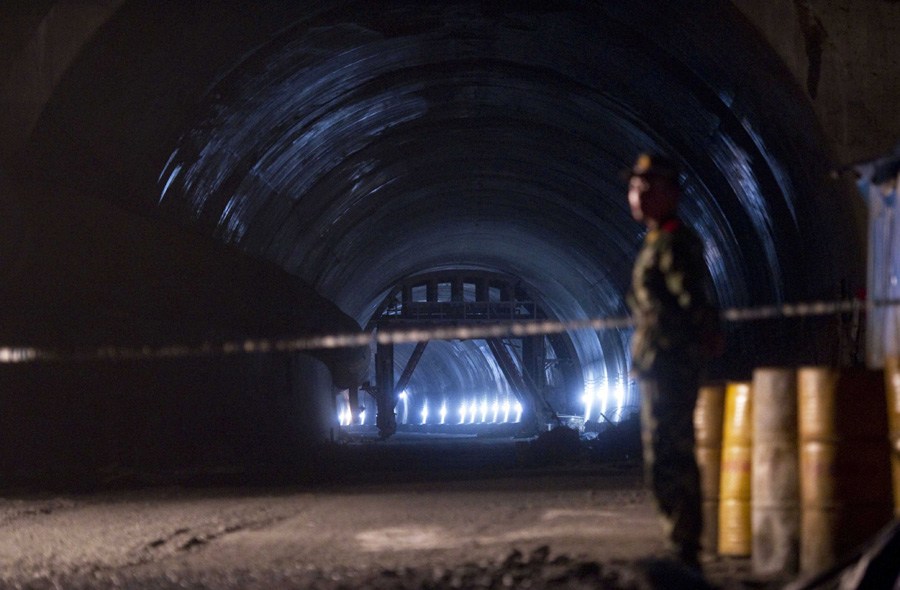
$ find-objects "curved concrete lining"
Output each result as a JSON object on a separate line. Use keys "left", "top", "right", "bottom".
{"left": 1, "top": 1, "right": 868, "bottom": 464}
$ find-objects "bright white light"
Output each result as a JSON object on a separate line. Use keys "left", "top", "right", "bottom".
{"left": 468, "top": 399, "right": 478, "bottom": 424}
{"left": 480, "top": 397, "right": 488, "bottom": 423}
{"left": 599, "top": 380, "right": 609, "bottom": 417}
{"left": 514, "top": 401, "right": 524, "bottom": 423}
{"left": 582, "top": 387, "right": 595, "bottom": 422}
{"left": 458, "top": 400, "right": 468, "bottom": 425}
{"left": 337, "top": 404, "right": 351, "bottom": 426}
{"left": 491, "top": 398, "right": 500, "bottom": 423}
{"left": 420, "top": 399, "right": 429, "bottom": 425}
{"left": 615, "top": 378, "right": 626, "bottom": 421}
{"left": 359, "top": 409, "right": 367, "bottom": 425}
{"left": 502, "top": 398, "right": 511, "bottom": 423}
{"left": 440, "top": 400, "right": 448, "bottom": 425}
{"left": 398, "top": 390, "right": 409, "bottom": 425}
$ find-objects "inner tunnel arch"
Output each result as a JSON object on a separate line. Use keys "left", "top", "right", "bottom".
{"left": 12, "top": 0, "right": 866, "bottom": 435}
{"left": 366, "top": 269, "right": 589, "bottom": 430}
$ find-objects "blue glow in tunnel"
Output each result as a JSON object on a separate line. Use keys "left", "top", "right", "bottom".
{"left": 146, "top": 2, "right": 859, "bottom": 435}
{"left": 351, "top": 394, "right": 525, "bottom": 427}
{"left": 582, "top": 376, "right": 629, "bottom": 423}
{"left": 420, "top": 399, "right": 429, "bottom": 425}
{"left": 398, "top": 390, "right": 409, "bottom": 425}
{"left": 3, "top": 1, "right": 853, "bottom": 447}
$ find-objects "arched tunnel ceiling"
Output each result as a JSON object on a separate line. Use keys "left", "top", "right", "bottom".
{"left": 17, "top": 0, "right": 864, "bottom": 405}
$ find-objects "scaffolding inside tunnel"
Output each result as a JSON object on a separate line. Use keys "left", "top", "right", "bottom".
{"left": 360, "top": 270, "right": 581, "bottom": 439}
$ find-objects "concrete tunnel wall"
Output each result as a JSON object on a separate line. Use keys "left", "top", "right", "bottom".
{"left": 1, "top": 0, "right": 894, "bottom": 479}
{"left": 0, "top": 170, "right": 367, "bottom": 481}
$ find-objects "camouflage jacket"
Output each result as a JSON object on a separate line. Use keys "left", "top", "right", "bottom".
{"left": 627, "top": 218, "right": 719, "bottom": 378}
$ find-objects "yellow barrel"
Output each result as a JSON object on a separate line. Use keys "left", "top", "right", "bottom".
{"left": 886, "top": 357, "right": 900, "bottom": 516}
{"left": 718, "top": 381, "right": 752, "bottom": 556}
{"left": 751, "top": 367, "right": 799, "bottom": 577}
{"left": 797, "top": 367, "right": 894, "bottom": 574}
{"left": 694, "top": 383, "right": 725, "bottom": 554}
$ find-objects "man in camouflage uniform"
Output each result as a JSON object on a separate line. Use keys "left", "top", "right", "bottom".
{"left": 625, "top": 153, "right": 721, "bottom": 570}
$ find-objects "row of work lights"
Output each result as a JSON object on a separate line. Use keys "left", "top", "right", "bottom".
{"left": 336, "top": 391, "right": 525, "bottom": 427}
{"left": 336, "top": 377, "right": 631, "bottom": 427}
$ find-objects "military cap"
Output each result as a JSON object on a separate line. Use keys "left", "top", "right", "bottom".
{"left": 624, "top": 152, "right": 681, "bottom": 186}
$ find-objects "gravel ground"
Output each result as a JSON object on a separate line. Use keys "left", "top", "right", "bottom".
{"left": 11, "top": 546, "right": 766, "bottom": 590}
{"left": 0, "top": 434, "right": 789, "bottom": 590}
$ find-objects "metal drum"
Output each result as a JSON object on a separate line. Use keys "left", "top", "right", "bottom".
{"left": 694, "top": 383, "right": 725, "bottom": 554}
{"left": 751, "top": 367, "right": 799, "bottom": 577}
{"left": 797, "top": 366, "right": 894, "bottom": 574}
{"left": 718, "top": 381, "right": 752, "bottom": 556}
{"left": 886, "top": 357, "right": 900, "bottom": 516}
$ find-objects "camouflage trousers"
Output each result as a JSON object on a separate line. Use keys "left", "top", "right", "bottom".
{"left": 639, "top": 372, "right": 703, "bottom": 559}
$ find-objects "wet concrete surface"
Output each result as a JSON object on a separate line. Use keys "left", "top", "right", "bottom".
{"left": 0, "top": 433, "right": 780, "bottom": 589}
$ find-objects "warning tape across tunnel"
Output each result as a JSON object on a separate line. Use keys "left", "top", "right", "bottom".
{"left": 0, "top": 298, "right": 893, "bottom": 364}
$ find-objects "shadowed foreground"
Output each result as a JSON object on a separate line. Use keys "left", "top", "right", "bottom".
{"left": 0, "top": 435, "right": 777, "bottom": 590}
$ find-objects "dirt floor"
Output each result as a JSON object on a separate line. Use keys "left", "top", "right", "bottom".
{"left": 0, "top": 432, "right": 787, "bottom": 589}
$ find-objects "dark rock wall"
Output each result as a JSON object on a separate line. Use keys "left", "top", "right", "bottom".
{"left": 733, "top": 0, "right": 900, "bottom": 166}
{"left": 0, "top": 1, "right": 896, "bottom": 483}
{"left": 0, "top": 173, "right": 362, "bottom": 483}
{"left": 0, "top": 352, "right": 334, "bottom": 485}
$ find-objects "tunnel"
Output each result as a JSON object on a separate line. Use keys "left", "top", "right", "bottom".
{"left": 0, "top": 0, "right": 867, "bottom": 481}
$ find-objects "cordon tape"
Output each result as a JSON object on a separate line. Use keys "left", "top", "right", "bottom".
{"left": 0, "top": 298, "right": 895, "bottom": 364}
